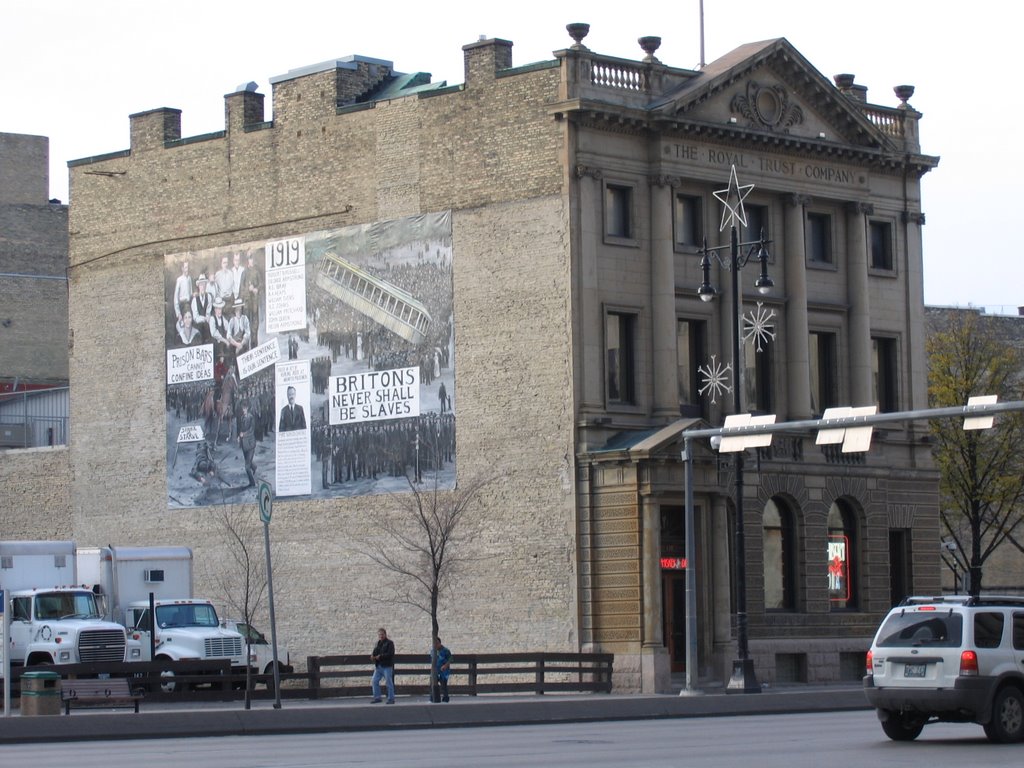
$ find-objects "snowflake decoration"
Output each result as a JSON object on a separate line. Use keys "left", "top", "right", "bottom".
{"left": 698, "top": 354, "right": 733, "bottom": 404}
{"left": 743, "top": 301, "right": 777, "bottom": 352}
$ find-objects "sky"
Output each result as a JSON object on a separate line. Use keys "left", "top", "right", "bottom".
{"left": 4, "top": 0, "right": 1020, "bottom": 313}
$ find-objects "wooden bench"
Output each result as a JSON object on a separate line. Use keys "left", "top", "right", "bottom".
{"left": 61, "top": 678, "right": 143, "bottom": 714}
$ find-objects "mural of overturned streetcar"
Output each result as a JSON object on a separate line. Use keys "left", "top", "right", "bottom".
{"left": 164, "top": 211, "right": 456, "bottom": 508}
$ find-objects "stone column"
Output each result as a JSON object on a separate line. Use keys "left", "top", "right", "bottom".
{"left": 641, "top": 493, "right": 670, "bottom": 692}
{"left": 651, "top": 177, "right": 678, "bottom": 419}
{"left": 847, "top": 202, "right": 873, "bottom": 406}
{"left": 576, "top": 166, "right": 604, "bottom": 412}
{"left": 902, "top": 212, "right": 928, "bottom": 412}
{"left": 784, "top": 194, "right": 812, "bottom": 420}
{"left": 710, "top": 494, "right": 733, "bottom": 678}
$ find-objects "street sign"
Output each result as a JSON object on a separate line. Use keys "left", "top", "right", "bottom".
{"left": 258, "top": 481, "right": 273, "bottom": 524}
{"left": 964, "top": 395, "right": 997, "bottom": 431}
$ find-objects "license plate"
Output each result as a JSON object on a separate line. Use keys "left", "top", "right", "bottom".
{"left": 904, "top": 663, "right": 926, "bottom": 678}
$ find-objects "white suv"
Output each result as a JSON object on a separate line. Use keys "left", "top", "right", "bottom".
{"left": 864, "top": 595, "right": 1024, "bottom": 742}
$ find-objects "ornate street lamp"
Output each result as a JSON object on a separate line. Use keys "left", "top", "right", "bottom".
{"left": 696, "top": 165, "right": 773, "bottom": 694}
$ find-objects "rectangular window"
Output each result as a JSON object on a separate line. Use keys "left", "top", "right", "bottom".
{"left": 744, "top": 324, "right": 773, "bottom": 412}
{"left": 872, "top": 336, "right": 899, "bottom": 412}
{"left": 676, "top": 319, "right": 706, "bottom": 417}
{"left": 1013, "top": 613, "right": 1024, "bottom": 651}
{"left": 606, "top": 311, "right": 637, "bottom": 405}
{"left": 13, "top": 597, "right": 30, "bottom": 622}
{"left": 744, "top": 204, "right": 768, "bottom": 244}
{"left": 674, "top": 194, "right": 703, "bottom": 248}
{"left": 870, "top": 220, "right": 894, "bottom": 271}
{"left": 807, "top": 212, "right": 833, "bottom": 264}
{"left": 809, "top": 331, "right": 838, "bottom": 416}
{"left": 605, "top": 184, "right": 634, "bottom": 240}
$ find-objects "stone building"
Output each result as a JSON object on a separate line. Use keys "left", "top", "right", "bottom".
{"left": 0, "top": 133, "right": 69, "bottom": 393}
{"left": 42, "top": 25, "right": 941, "bottom": 691}
{"left": 0, "top": 131, "right": 70, "bottom": 522}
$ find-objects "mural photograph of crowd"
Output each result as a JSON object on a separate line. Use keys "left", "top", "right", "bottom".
{"left": 162, "top": 211, "right": 456, "bottom": 508}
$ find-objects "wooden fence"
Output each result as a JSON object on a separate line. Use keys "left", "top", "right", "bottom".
{"left": 4, "top": 652, "right": 613, "bottom": 703}
{"left": 307, "top": 652, "right": 615, "bottom": 699}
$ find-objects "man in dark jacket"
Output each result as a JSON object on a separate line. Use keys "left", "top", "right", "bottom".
{"left": 371, "top": 627, "right": 395, "bottom": 704}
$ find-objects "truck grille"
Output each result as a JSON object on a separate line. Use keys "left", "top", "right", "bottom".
{"left": 78, "top": 629, "right": 126, "bottom": 663}
{"left": 205, "top": 636, "right": 243, "bottom": 658}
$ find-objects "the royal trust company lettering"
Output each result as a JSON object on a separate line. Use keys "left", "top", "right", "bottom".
{"left": 665, "top": 143, "right": 866, "bottom": 188}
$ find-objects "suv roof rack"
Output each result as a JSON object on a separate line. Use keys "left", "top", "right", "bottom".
{"left": 900, "top": 595, "right": 1024, "bottom": 607}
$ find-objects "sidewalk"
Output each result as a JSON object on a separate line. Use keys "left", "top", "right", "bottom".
{"left": 0, "top": 685, "right": 870, "bottom": 744}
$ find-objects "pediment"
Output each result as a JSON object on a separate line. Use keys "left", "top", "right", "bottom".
{"left": 649, "top": 38, "right": 893, "bottom": 152}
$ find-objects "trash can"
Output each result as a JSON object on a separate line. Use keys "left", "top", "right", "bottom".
{"left": 20, "top": 671, "right": 61, "bottom": 716}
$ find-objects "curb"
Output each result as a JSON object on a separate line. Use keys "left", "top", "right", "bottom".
{"left": 0, "top": 687, "right": 870, "bottom": 744}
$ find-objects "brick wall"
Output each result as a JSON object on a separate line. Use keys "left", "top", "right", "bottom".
{"left": 0, "top": 133, "right": 69, "bottom": 385}
{"left": 58, "top": 52, "right": 576, "bottom": 664}
{"left": 0, "top": 447, "right": 72, "bottom": 538}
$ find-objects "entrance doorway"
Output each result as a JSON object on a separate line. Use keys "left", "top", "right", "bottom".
{"left": 889, "top": 529, "right": 912, "bottom": 606}
{"left": 662, "top": 570, "right": 687, "bottom": 673}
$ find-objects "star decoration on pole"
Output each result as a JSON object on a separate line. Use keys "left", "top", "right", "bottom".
{"left": 712, "top": 164, "right": 754, "bottom": 232}
{"left": 698, "top": 354, "right": 733, "bottom": 404}
{"left": 743, "top": 301, "right": 777, "bottom": 352}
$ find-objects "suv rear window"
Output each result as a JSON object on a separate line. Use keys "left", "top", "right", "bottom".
{"left": 875, "top": 611, "right": 963, "bottom": 647}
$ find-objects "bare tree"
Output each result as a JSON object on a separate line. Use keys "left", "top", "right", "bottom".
{"left": 214, "top": 503, "right": 273, "bottom": 706}
{"left": 928, "top": 310, "right": 1024, "bottom": 595}
{"left": 360, "top": 440, "right": 496, "bottom": 702}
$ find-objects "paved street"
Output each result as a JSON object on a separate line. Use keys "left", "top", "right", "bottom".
{"left": 1, "top": 710, "right": 1019, "bottom": 767}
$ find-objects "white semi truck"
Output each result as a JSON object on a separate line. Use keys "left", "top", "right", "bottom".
{"left": 0, "top": 540, "right": 132, "bottom": 667}
{"left": 79, "top": 545, "right": 246, "bottom": 689}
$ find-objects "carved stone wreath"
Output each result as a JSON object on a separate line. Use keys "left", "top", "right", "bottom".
{"left": 730, "top": 81, "right": 804, "bottom": 131}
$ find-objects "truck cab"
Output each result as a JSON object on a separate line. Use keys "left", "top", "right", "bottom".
{"left": 6, "top": 587, "right": 132, "bottom": 666}
{"left": 127, "top": 599, "right": 246, "bottom": 671}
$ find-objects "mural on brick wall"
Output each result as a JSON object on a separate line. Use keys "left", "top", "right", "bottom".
{"left": 163, "top": 211, "right": 455, "bottom": 508}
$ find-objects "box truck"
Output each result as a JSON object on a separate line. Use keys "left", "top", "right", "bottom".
{"left": 80, "top": 545, "right": 246, "bottom": 690}
{"left": 0, "top": 540, "right": 131, "bottom": 667}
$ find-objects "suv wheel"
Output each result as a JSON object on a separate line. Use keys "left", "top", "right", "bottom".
{"left": 983, "top": 686, "right": 1024, "bottom": 744}
{"left": 880, "top": 711, "right": 925, "bottom": 741}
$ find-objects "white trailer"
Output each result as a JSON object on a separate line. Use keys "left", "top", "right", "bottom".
{"left": 83, "top": 545, "right": 245, "bottom": 689}
{"left": 0, "top": 541, "right": 130, "bottom": 667}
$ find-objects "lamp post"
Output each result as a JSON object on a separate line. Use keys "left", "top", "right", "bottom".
{"left": 696, "top": 166, "right": 773, "bottom": 694}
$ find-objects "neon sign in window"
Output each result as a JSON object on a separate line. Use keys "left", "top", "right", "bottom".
{"left": 827, "top": 534, "right": 850, "bottom": 602}
{"left": 660, "top": 557, "right": 687, "bottom": 570}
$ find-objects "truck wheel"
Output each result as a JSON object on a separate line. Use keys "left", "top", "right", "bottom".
{"left": 984, "top": 687, "right": 1024, "bottom": 743}
{"left": 262, "top": 664, "right": 278, "bottom": 692}
{"left": 880, "top": 712, "right": 924, "bottom": 741}
{"left": 159, "top": 669, "right": 179, "bottom": 693}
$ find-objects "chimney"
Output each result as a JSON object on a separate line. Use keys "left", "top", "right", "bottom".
{"left": 0, "top": 133, "right": 48, "bottom": 204}
{"left": 129, "top": 108, "right": 181, "bottom": 151}
{"left": 463, "top": 38, "right": 513, "bottom": 87}
{"left": 225, "top": 82, "right": 266, "bottom": 134}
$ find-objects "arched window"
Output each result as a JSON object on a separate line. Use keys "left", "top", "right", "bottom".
{"left": 763, "top": 499, "right": 796, "bottom": 611}
{"left": 827, "top": 501, "right": 858, "bottom": 610}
